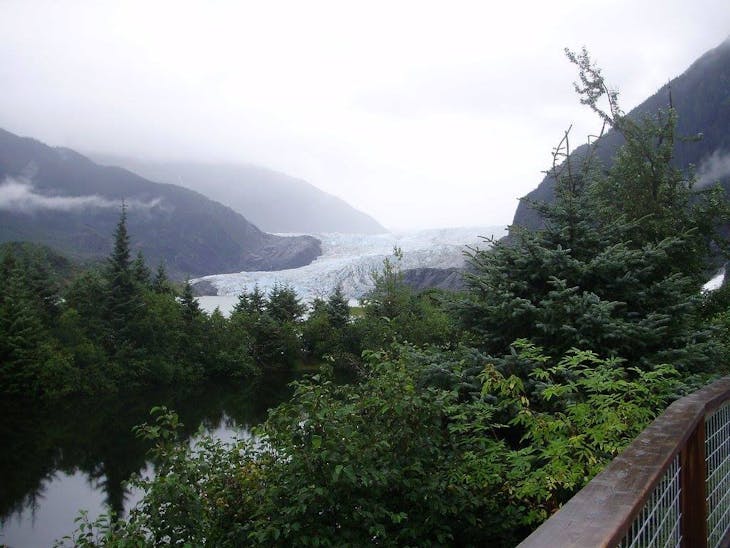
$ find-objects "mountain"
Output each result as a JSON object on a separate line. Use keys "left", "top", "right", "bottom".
{"left": 0, "top": 128, "right": 321, "bottom": 278}
{"left": 513, "top": 37, "right": 730, "bottom": 231}
{"left": 89, "top": 157, "right": 387, "bottom": 234}
{"left": 402, "top": 267, "right": 466, "bottom": 292}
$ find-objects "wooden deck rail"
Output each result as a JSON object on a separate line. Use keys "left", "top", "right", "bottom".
{"left": 519, "top": 376, "right": 730, "bottom": 548}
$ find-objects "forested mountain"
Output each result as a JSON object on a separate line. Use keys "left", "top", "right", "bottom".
{"left": 0, "top": 128, "right": 321, "bottom": 278}
{"left": 89, "top": 157, "right": 387, "bottom": 234}
{"left": 513, "top": 37, "right": 730, "bottom": 231}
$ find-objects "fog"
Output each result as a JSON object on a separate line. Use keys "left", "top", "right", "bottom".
{"left": 0, "top": 177, "right": 163, "bottom": 213}
{"left": 697, "top": 151, "right": 730, "bottom": 189}
{"left": 1, "top": 1, "right": 729, "bottom": 229}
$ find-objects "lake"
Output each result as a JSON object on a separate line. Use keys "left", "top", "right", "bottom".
{"left": 0, "top": 374, "right": 300, "bottom": 547}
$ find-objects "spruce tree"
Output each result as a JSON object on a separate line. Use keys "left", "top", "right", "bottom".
{"left": 247, "top": 285, "right": 266, "bottom": 315}
{"left": 327, "top": 284, "right": 350, "bottom": 328}
{"left": 267, "top": 283, "right": 305, "bottom": 324}
{"left": 152, "top": 263, "right": 174, "bottom": 295}
{"left": 463, "top": 52, "right": 723, "bottom": 372}
{"left": 0, "top": 264, "right": 46, "bottom": 395}
{"left": 567, "top": 46, "right": 729, "bottom": 276}
{"left": 231, "top": 290, "right": 251, "bottom": 316}
{"left": 132, "top": 250, "right": 151, "bottom": 286}
{"left": 180, "top": 279, "right": 202, "bottom": 324}
{"left": 104, "top": 203, "right": 144, "bottom": 351}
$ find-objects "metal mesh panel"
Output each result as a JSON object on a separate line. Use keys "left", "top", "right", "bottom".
{"left": 618, "top": 455, "right": 682, "bottom": 548}
{"left": 706, "top": 402, "right": 730, "bottom": 547}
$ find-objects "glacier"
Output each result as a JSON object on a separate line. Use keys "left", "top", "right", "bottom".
{"left": 194, "top": 226, "right": 506, "bottom": 315}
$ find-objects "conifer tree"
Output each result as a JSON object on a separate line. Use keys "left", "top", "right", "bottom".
{"left": 180, "top": 279, "right": 202, "bottom": 324}
{"left": 267, "top": 283, "right": 305, "bottom": 324}
{"left": 247, "top": 285, "right": 266, "bottom": 315}
{"left": 104, "top": 203, "right": 144, "bottom": 352}
{"left": 463, "top": 51, "right": 723, "bottom": 372}
{"left": 231, "top": 290, "right": 251, "bottom": 316}
{"left": 0, "top": 264, "right": 46, "bottom": 395}
{"left": 152, "top": 263, "right": 174, "bottom": 295}
{"left": 327, "top": 284, "right": 350, "bottom": 328}
{"left": 132, "top": 250, "right": 151, "bottom": 286}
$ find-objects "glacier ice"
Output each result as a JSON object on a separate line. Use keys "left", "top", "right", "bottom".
{"left": 193, "top": 226, "right": 505, "bottom": 311}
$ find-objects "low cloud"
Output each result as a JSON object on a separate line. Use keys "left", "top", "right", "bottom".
{"left": 696, "top": 150, "right": 730, "bottom": 188}
{"left": 0, "top": 177, "right": 162, "bottom": 213}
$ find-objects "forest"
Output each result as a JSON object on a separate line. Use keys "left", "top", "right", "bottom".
{"left": 2, "top": 51, "right": 730, "bottom": 546}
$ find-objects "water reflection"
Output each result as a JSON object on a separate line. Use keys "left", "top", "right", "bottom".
{"left": 0, "top": 373, "right": 298, "bottom": 547}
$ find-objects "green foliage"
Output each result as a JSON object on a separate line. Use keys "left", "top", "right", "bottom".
{"left": 64, "top": 358, "right": 507, "bottom": 546}
{"left": 567, "top": 46, "right": 730, "bottom": 267}
{"left": 463, "top": 50, "right": 727, "bottom": 373}
{"left": 359, "top": 249, "right": 461, "bottom": 349}
{"left": 104, "top": 203, "right": 145, "bottom": 351}
{"left": 132, "top": 251, "right": 151, "bottom": 287}
{"left": 0, "top": 209, "right": 272, "bottom": 399}
{"left": 301, "top": 287, "right": 361, "bottom": 369}
{"left": 227, "top": 287, "right": 301, "bottom": 371}
{"left": 0, "top": 244, "right": 77, "bottom": 397}
{"left": 151, "top": 263, "right": 175, "bottom": 295}
{"left": 266, "top": 282, "right": 305, "bottom": 324}
{"left": 12, "top": 50, "right": 730, "bottom": 547}
{"left": 65, "top": 341, "right": 686, "bottom": 546}
{"left": 475, "top": 340, "right": 681, "bottom": 523}
{"left": 326, "top": 284, "right": 350, "bottom": 328}
{"left": 54, "top": 510, "right": 145, "bottom": 548}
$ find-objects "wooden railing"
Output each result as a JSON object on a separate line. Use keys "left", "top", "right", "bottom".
{"left": 519, "top": 377, "right": 730, "bottom": 548}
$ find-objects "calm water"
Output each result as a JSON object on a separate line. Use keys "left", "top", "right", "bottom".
{"left": 0, "top": 374, "right": 300, "bottom": 547}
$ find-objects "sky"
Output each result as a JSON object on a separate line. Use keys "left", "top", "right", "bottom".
{"left": 1, "top": 1, "right": 729, "bottom": 230}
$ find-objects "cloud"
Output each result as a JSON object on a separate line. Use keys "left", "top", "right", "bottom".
{"left": 0, "top": 178, "right": 162, "bottom": 213}
{"left": 696, "top": 150, "right": 730, "bottom": 188}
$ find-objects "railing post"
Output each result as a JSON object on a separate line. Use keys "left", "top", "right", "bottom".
{"left": 680, "top": 419, "right": 708, "bottom": 548}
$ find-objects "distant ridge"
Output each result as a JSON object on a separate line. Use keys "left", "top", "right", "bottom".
{"left": 0, "top": 128, "right": 321, "bottom": 278}
{"left": 90, "top": 157, "right": 388, "bottom": 234}
{"left": 512, "top": 37, "right": 730, "bottom": 232}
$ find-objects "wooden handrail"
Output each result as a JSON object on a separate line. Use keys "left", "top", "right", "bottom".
{"left": 519, "top": 376, "right": 730, "bottom": 548}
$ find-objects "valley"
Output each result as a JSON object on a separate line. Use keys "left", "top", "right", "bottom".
{"left": 193, "top": 225, "right": 507, "bottom": 315}
{"left": 2, "top": 11, "right": 730, "bottom": 546}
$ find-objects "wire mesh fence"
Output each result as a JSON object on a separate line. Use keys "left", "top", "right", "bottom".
{"left": 706, "top": 402, "right": 730, "bottom": 547}
{"left": 618, "top": 455, "right": 682, "bottom": 548}
{"left": 517, "top": 378, "right": 730, "bottom": 548}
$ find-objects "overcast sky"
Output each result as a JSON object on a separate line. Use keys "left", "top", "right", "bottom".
{"left": 1, "top": 1, "right": 729, "bottom": 230}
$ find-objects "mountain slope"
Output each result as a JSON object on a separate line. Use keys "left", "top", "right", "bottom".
{"left": 0, "top": 128, "right": 321, "bottom": 278}
{"left": 89, "top": 157, "right": 387, "bottom": 234}
{"left": 513, "top": 37, "right": 730, "bottom": 231}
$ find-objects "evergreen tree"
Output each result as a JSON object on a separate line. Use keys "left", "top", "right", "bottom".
{"left": 363, "top": 247, "right": 409, "bottom": 320}
{"left": 132, "top": 250, "right": 151, "bottom": 286}
{"left": 0, "top": 265, "right": 45, "bottom": 395}
{"left": 267, "top": 283, "right": 305, "bottom": 324}
{"left": 327, "top": 284, "right": 350, "bottom": 328}
{"left": 233, "top": 284, "right": 266, "bottom": 316}
{"left": 231, "top": 290, "right": 251, "bottom": 316}
{"left": 152, "top": 263, "right": 174, "bottom": 295}
{"left": 567, "top": 47, "right": 729, "bottom": 275}
{"left": 104, "top": 203, "right": 144, "bottom": 350}
{"left": 463, "top": 51, "right": 723, "bottom": 372}
{"left": 180, "top": 279, "right": 202, "bottom": 324}
{"left": 108, "top": 203, "right": 132, "bottom": 278}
